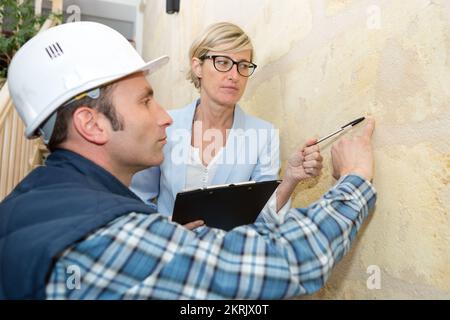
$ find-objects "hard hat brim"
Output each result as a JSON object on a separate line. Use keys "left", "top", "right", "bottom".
{"left": 139, "top": 55, "right": 170, "bottom": 75}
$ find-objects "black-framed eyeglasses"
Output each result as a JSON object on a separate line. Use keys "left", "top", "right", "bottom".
{"left": 201, "top": 55, "right": 257, "bottom": 77}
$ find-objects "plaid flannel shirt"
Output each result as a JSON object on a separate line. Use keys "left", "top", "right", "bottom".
{"left": 46, "top": 174, "right": 376, "bottom": 299}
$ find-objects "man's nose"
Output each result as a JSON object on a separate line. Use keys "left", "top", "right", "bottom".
{"left": 156, "top": 102, "right": 173, "bottom": 127}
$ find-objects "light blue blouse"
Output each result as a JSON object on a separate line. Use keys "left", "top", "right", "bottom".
{"left": 130, "top": 99, "right": 280, "bottom": 216}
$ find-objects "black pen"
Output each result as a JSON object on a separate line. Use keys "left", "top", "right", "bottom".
{"left": 314, "top": 117, "right": 366, "bottom": 145}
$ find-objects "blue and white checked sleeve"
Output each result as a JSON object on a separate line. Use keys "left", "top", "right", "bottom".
{"left": 46, "top": 174, "right": 376, "bottom": 299}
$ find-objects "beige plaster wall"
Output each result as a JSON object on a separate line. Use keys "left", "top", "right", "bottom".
{"left": 143, "top": 0, "right": 450, "bottom": 299}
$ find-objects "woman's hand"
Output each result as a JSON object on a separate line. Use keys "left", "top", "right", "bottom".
{"left": 183, "top": 220, "right": 205, "bottom": 230}
{"left": 275, "top": 139, "right": 323, "bottom": 212}
{"left": 284, "top": 139, "right": 323, "bottom": 185}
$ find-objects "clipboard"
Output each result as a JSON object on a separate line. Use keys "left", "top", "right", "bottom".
{"left": 172, "top": 180, "right": 281, "bottom": 231}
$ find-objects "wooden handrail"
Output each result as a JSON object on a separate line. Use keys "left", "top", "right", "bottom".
{"left": 0, "top": 0, "right": 63, "bottom": 201}
{"left": 0, "top": 82, "right": 11, "bottom": 128}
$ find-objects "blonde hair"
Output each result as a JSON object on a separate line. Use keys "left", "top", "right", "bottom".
{"left": 187, "top": 22, "right": 254, "bottom": 89}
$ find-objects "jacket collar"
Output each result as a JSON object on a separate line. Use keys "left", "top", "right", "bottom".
{"left": 47, "top": 149, "right": 143, "bottom": 201}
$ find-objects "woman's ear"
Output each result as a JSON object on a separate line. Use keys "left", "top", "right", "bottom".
{"left": 72, "top": 107, "right": 109, "bottom": 145}
{"left": 191, "top": 57, "right": 203, "bottom": 78}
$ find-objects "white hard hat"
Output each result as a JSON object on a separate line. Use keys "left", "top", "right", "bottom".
{"left": 7, "top": 21, "right": 169, "bottom": 139}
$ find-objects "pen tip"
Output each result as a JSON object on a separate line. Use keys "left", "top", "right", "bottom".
{"left": 351, "top": 116, "right": 366, "bottom": 126}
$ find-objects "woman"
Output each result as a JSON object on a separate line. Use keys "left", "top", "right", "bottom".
{"left": 131, "top": 22, "right": 321, "bottom": 217}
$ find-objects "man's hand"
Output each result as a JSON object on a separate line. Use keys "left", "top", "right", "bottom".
{"left": 331, "top": 117, "right": 375, "bottom": 181}
{"left": 284, "top": 139, "right": 323, "bottom": 185}
{"left": 183, "top": 220, "right": 204, "bottom": 230}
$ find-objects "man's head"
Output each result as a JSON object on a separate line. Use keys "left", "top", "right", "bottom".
{"left": 7, "top": 22, "right": 172, "bottom": 179}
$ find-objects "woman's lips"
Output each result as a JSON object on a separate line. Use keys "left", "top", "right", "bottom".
{"left": 221, "top": 86, "right": 239, "bottom": 92}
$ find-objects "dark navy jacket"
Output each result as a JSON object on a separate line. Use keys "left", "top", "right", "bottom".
{"left": 0, "top": 149, "right": 157, "bottom": 299}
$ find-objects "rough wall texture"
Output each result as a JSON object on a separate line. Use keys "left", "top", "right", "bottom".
{"left": 143, "top": 0, "right": 450, "bottom": 299}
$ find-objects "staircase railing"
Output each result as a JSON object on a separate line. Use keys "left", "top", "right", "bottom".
{"left": 0, "top": 0, "right": 63, "bottom": 200}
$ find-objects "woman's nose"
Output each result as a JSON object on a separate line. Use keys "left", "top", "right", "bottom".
{"left": 227, "top": 64, "right": 240, "bottom": 80}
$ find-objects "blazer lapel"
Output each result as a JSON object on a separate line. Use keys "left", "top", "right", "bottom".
{"left": 170, "top": 100, "right": 198, "bottom": 197}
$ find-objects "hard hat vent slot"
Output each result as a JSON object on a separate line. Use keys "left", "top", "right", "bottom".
{"left": 45, "top": 42, "right": 64, "bottom": 59}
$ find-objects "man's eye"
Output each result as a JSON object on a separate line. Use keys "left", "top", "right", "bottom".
{"left": 143, "top": 98, "right": 152, "bottom": 107}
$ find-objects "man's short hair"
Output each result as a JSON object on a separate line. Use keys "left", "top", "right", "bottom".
{"left": 47, "top": 83, "right": 123, "bottom": 151}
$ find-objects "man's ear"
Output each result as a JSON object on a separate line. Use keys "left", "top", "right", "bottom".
{"left": 191, "top": 57, "right": 203, "bottom": 79}
{"left": 72, "top": 107, "right": 109, "bottom": 145}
